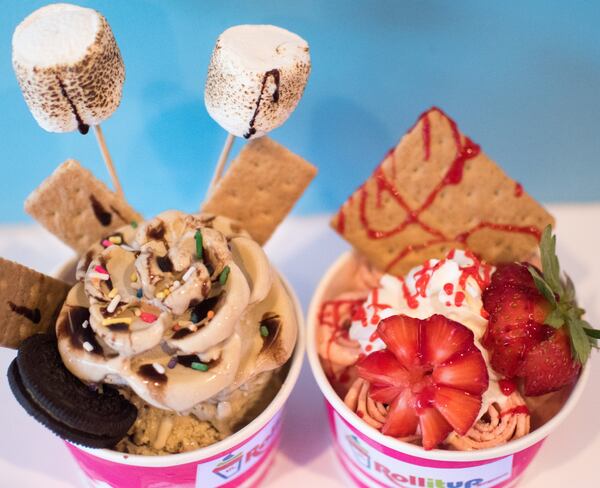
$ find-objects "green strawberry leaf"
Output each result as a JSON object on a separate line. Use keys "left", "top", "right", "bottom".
{"left": 539, "top": 225, "right": 564, "bottom": 295}
{"left": 544, "top": 308, "right": 564, "bottom": 329}
{"left": 531, "top": 225, "right": 596, "bottom": 365}
{"left": 568, "top": 318, "right": 592, "bottom": 364}
{"left": 563, "top": 273, "right": 576, "bottom": 303}
{"left": 528, "top": 266, "right": 557, "bottom": 306}
{"left": 584, "top": 327, "right": 600, "bottom": 339}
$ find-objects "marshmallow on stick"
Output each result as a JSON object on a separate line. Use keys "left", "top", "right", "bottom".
{"left": 205, "top": 25, "right": 310, "bottom": 139}
{"left": 13, "top": 3, "right": 124, "bottom": 133}
{"left": 13, "top": 3, "right": 125, "bottom": 195}
{"left": 204, "top": 25, "right": 310, "bottom": 193}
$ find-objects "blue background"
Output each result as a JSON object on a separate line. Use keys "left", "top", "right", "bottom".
{"left": 1, "top": 0, "right": 599, "bottom": 223}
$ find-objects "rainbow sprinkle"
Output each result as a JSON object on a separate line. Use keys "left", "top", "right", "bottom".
{"left": 195, "top": 230, "right": 203, "bottom": 260}
{"left": 191, "top": 362, "right": 209, "bottom": 372}
{"left": 102, "top": 317, "right": 133, "bottom": 326}
{"left": 260, "top": 325, "right": 269, "bottom": 337}
{"left": 140, "top": 312, "right": 158, "bottom": 323}
{"left": 218, "top": 266, "right": 230, "bottom": 285}
{"left": 152, "top": 363, "right": 166, "bottom": 375}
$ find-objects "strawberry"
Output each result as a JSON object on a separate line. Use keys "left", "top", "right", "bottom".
{"left": 356, "top": 314, "right": 488, "bottom": 450}
{"left": 519, "top": 328, "right": 581, "bottom": 396}
{"left": 482, "top": 263, "right": 554, "bottom": 377}
{"left": 481, "top": 226, "right": 597, "bottom": 396}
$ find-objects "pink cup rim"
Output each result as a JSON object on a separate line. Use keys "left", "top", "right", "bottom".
{"left": 306, "top": 250, "right": 591, "bottom": 462}
{"left": 54, "top": 259, "right": 306, "bottom": 467}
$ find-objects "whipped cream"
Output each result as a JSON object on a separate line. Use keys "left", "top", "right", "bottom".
{"left": 349, "top": 249, "right": 509, "bottom": 415}
{"left": 57, "top": 211, "right": 297, "bottom": 413}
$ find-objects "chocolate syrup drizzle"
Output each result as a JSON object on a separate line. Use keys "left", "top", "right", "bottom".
{"left": 8, "top": 301, "right": 41, "bottom": 324}
{"left": 57, "top": 78, "right": 89, "bottom": 135}
{"left": 156, "top": 254, "right": 174, "bottom": 273}
{"left": 171, "top": 293, "right": 224, "bottom": 340}
{"left": 89, "top": 195, "right": 112, "bottom": 226}
{"left": 137, "top": 364, "right": 167, "bottom": 384}
{"left": 243, "top": 69, "right": 280, "bottom": 139}
{"left": 57, "top": 306, "right": 102, "bottom": 355}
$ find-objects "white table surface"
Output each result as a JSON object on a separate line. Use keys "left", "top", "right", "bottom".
{"left": 1, "top": 205, "right": 599, "bottom": 487}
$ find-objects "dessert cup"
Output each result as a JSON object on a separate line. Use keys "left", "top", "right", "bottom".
{"left": 54, "top": 259, "right": 305, "bottom": 488}
{"left": 307, "top": 252, "right": 589, "bottom": 488}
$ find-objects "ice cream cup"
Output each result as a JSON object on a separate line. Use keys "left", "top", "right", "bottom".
{"left": 307, "top": 251, "right": 590, "bottom": 488}
{"left": 54, "top": 259, "right": 306, "bottom": 488}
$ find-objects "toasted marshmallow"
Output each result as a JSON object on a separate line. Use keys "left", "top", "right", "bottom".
{"left": 12, "top": 3, "right": 125, "bottom": 133}
{"left": 205, "top": 25, "right": 310, "bottom": 139}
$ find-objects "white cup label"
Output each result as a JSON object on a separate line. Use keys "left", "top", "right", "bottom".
{"left": 195, "top": 412, "right": 281, "bottom": 487}
{"left": 334, "top": 413, "right": 513, "bottom": 487}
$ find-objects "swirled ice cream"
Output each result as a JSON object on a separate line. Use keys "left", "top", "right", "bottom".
{"left": 348, "top": 249, "right": 507, "bottom": 415}
{"left": 56, "top": 210, "right": 297, "bottom": 451}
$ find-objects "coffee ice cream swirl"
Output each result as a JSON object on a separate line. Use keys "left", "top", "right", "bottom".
{"left": 57, "top": 210, "right": 297, "bottom": 412}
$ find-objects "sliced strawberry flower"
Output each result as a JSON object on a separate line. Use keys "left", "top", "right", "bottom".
{"left": 420, "top": 314, "right": 475, "bottom": 366}
{"left": 377, "top": 315, "right": 420, "bottom": 369}
{"left": 356, "top": 314, "right": 489, "bottom": 450}
{"left": 432, "top": 350, "right": 488, "bottom": 395}
{"left": 356, "top": 349, "right": 410, "bottom": 388}
{"left": 418, "top": 406, "right": 453, "bottom": 450}
{"left": 433, "top": 386, "right": 481, "bottom": 435}
{"left": 369, "top": 384, "right": 403, "bottom": 404}
{"left": 382, "top": 389, "right": 419, "bottom": 437}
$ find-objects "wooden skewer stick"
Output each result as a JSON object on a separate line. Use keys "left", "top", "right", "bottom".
{"left": 208, "top": 132, "right": 235, "bottom": 195}
{"left": 93, "top": 124, "right": 124, "bottom": 198}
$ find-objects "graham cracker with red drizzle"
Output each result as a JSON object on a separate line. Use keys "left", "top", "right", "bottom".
{"left": 331, "top": 107, "right": 554, "bottom": 276}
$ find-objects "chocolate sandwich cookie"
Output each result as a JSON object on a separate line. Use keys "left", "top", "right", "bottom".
{"left": 7, "top": 333, "right": 137, "bottom": 448}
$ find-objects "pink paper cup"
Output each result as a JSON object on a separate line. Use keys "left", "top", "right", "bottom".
{"left": 55, "top": 261, "right": 305, "bottom": 488}
{"left": 307, "top": 252, "right": 590, "bottom": 488}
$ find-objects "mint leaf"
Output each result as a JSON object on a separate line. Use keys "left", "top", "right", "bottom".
{"left": 528, "top": 266, "right": 557, "bottom": 306}
{"left": 540, "top": 225, "right": 563, "bottom": 295}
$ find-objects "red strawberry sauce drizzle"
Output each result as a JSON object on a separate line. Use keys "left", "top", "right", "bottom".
{"left": 515, "top": 182, "right": 524, "bottom": 197}
{"left": 499, "top": 378, "right": 517, "bottom": 396}
{"left": 364, "top": 289, "right": 392, "bottom": 325}
{"left": 500, "top": 405, "right": 530, "bottom": 418}
{"left": 318, "top": 298, "right": 365, "bottom": 382}
{"left": 398, "top": 249, "right": 493, "bottom": 313}
{"left": 334, "top": 107, "right": 542, "bottom": 273}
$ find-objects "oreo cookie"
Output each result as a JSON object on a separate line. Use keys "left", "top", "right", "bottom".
{"left": 7, "top": 333, "right": 137, "bottom": 449}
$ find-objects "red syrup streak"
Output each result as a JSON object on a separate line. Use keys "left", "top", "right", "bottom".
{"left": 454, "top": 291, "right": 466, "bottom": 307}
{"left": 499, "top": 378, "right": 517, "bottom": 396}
{"left": 333, "top": 107, "right": 543, "bottom": 274}
{"left": 365, "top": 289, "right": 391, "bottom": 325}
{"left": 500, "top": 405, "right": 530, "bottom": 417}
{"left": 318, "top": 298, "right": 365, "bottom": 383}
{"left": 515, "top": 182, "right": 524, "bottom": 197}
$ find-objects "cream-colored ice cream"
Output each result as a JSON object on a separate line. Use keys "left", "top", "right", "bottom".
{"left": 204, "top": 24, "right": 311, "bottom": 139}
{"left": 348, "top": 249, "right": 508, "bottom": 416}
{"left": 56, "top": 210, "right": 297, "bottom": 417}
